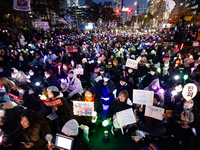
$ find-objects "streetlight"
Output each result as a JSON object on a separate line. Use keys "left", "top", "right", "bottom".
{"left": 134, "top": 2, "right": 137, "bottom": 5}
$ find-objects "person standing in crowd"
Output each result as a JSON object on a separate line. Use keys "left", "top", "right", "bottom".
{"left": 95, "top": 73, "right": 115, "bottom": 119}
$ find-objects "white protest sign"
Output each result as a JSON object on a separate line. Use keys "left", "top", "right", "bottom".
{"left": 75, "top": 68, "right": 84, "bottom": 75}
{"left": 116, "top": 108, "right": 136, "bottom": 127}
{"left": 73, "top": 101, "right": 94, "bottom": 116}
{"left": 95, "top": 76, "right": 102, "bottom": 82}
{"left": 125, "top": 58, "right": 138, "bottom": 69}
{"left": 133, "top": 90, "right": 154, "bottom": 106}
{"left": 145, "top": 105, "right": 165, "bottom": 121}
{"left": 182, "top": 83, "right": 197, "bottom": 101}
{"left": 33, "top": 21, "right": 49, "bottom": 30}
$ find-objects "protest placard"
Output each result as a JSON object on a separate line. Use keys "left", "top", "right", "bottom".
{"left": 42, "top": 99, "right": 63, "bottom": 107}
{"left": 0, "top": 85, "right": 7, "bottom": 94}
{"left": 73, "top": 101, "right": 94, "bottom": 116}
{"left": 116, "top": 108, "right": 136, "bottom": 127}
{"left": 145, "top": 105, "right": 165, "bottom": 121}
{"left": 182, "top": 83, "right": 197, "bottom": 101}
{"left": 133, "top": 90, "right": 154, "bottom": 106}
{"left": 74, "top": 68, "right": 84, "bottom": 75}
{"left": 95, "top": 76, "right": 102, "bottom": 82}
{"left": 125, "top": 58, "right": 138, "bottom": 69}
{"left": 8, "top": 92, "right": 22, "bottom": 106}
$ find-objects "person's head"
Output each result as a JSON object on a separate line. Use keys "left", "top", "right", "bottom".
{"left": 153, "top": 94, "right": 160, "bottom": 105}
{"left": 63, "top": 63, "right": 68, "bottom": 70}
{"left": 20, "top": 110, "right": 43, "bottom": 129}
{"left": 128, "top": 68, "right": 133, "bottom": 74}
{"left": 85, "top": 87, "right": 95, "bottom": 100}
{"left": 120, "top": 77, "right": 126, "bottom": 86}
{"left": 35, "top": 53, "right": 40, "bottom": 59}
{"left": 184, "top": 99, "right": 194, "bottom": 109}
{"left": 100, "top": 66, "right": 105, "bottom": 74}
{"left": 44, "top": 69, "right": 53, "bottom": 78}
{"left": 48, "top": 50, "right": 52, "bottom": 55}
{"left": 119, "top": 90, "right": 129, "bottom": 103}
{"left": 11, "top": 68, "right": 19, "bottom": 78}
{"left": 173, "top": 81, "right": 184, "bottom": 93}
{"left": 18, "top": 84, "right": 28, "bottom": 94}
{"left": 150, "top": 67, "right": 157, "bottom": 76}
{"left": 68, "top": 70, "right": 74, "bottom": 79}
{"left": 82, "top": 58, "right": 87, "bottom": 64}
{"left": 47, "top": 86, "right": 60, "bottom": 99}
{"left": 103, "top": 73, "right": 110, "bottom": 82}
{"left": 29, "top": 69, "right": 34, "bottom": 76}
{"left": 68, "top": 53, "right": 71, "bottom": 57}
{"left": 61, "top": 119, "right": 79, "bottom": 136}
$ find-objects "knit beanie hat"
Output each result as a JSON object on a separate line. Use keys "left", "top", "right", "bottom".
{"left": 47, "top": 86, "right": 59, "bottom": 92}
{"left": 62, "top": 119, "right": 79, "bottom": 136}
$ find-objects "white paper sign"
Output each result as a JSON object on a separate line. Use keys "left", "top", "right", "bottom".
{"left": 116, "top": 108, "right": 136, "bottom": 127}
{"left": 125, "top": 58, "right": 138, "bottom": 69}
{"left": 193, "top": 42, "right": 199, "bottom": 47}
{"left": 73, "top": 101, "right": 94, "bottom": 116}
{"left": 95, "top": 76, "right": 102, "bottom": 82}
{"left": 182, "top": 83, "right": 197, "bottom": 101}
{"left": 145, "top": 105, "right": 165, "bottom": 121}
{"left": 133, "top": 90, "right": 154, "bottom": 106}
{"left": 75, "top": 68, "right": 84, "bottom": 75}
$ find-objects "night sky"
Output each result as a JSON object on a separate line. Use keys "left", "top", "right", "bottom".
{"left": 93, "top": 0, "right": 147, "bottom": 15}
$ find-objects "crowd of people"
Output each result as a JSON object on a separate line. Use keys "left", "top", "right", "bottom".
{"left": 0, "top": 24, "right": 199, "bottom": 150}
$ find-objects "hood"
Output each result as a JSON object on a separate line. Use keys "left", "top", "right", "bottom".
{"left": 54, "top": 92, "right": 64, "bottom": 99}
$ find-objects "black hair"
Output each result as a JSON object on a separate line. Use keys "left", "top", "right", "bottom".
{"left": 154, "top": 94, "right": 160, "bottom": 102}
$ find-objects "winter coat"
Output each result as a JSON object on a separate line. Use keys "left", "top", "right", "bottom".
{"left": 61, "top": 70, "right": 83, "bottom": 97}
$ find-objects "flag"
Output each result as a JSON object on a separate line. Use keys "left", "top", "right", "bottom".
{"left": 64, "top": 13, "right": 75, "bottom": 24}
{"left": 58, "top": 17, "right": 68, "bottom": 24}
{"left": 13, "top": 0, "right": 31, "bottom": 11}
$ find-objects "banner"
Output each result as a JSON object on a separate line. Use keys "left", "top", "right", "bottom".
{"left": 43, "top": 99, "right": 63, "bottom": 107}
{"left": 0, "top": 85, "right": 7, "bottom": 94}
{"left": 133, "top": 90, "right": 154, "bottom": 106}
{"left": 13, "top": 0, "right": 31, "bottom": 11}
{"left": 73, "top": 101, "right": 94, "bottom": 116}
{"left": 8, "top": 92, "right": 22, "bottom": 106}
{"left": 116, "top": 108, "right": 136, "bottom": 127}
{"left": 33, "top": 22, "right": 49, "bottom": 30}
{"left": 145, "top": 105, "right": 165, "bottom": 121}
{"left": 125, "top": 58, "right": 138, "bottom": 69}
{"left": 65, "top": 46, "right": 78, "bottom": 53}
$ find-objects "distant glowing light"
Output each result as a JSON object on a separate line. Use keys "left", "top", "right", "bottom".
{"left": 102, "top": 120, "right": 109, "bottom": 127}
{"left": 172, "top": 90, "right": 177, "bottom": 96}
{"left": 35, "top": 82, "right": 40, "bottom": 86}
